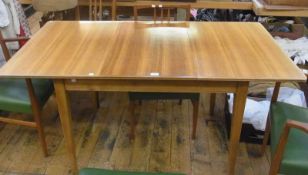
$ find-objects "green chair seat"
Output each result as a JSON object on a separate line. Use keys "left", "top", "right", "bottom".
{"left": 79, "top": 168, "right": 185, "bottom": 175}
{"left": 0, "top": 79, "right": 54, "bottom": 114}
{"left": 270, "top": 102, "right": 308, "bottom": 175}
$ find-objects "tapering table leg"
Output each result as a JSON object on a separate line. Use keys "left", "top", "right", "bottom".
{"left": 54, "top": 80, "right": 78, "bottom": 174}
{"left": 261, "top": 82, "right": 281, "bottom": 153}
{"left": 228, "top": 82, "right": 249, "bottom": 175}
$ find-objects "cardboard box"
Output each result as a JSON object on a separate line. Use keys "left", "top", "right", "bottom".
{"left": 263, "top": 0, "right": 308, "bottom": 7}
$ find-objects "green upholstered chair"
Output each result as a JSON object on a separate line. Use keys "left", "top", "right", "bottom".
{"left": 128, "top": 92, "right": 200, "bottom": 139}
{"left": 80, "top": 168, "right": 185, "bottom": 175}
{"left": 266, "top": 102, "right": 308, "bottom": 175}
{"left": 0, "top": 32, "right": 54, "bottom": 156}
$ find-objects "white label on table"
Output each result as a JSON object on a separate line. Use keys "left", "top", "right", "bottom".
{"left": 150, "top": 72, "right": 160, "bottom": 77}
{"left": 88, "top": 72, "right": 95, "bottom": 76}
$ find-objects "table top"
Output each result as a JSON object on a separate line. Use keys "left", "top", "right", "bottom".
{"left": 0, "top": 21, "right": 305, "bottom": 82}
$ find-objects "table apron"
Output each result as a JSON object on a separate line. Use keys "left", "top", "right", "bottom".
{"left": 63, "top": 79, "right": 243, "bottom": 93}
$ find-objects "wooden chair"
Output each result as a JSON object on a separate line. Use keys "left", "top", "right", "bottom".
{"left": 89, "top": 0, "right": 103, "bottom": 20}
{"left": 262, "top": 102, "right": 308, "bottom": 175}
{"left": 133, "top": 4, "right": 191, "bottom": 21}
{"left": 32, "top": 0, "right": 80, "bottom": 26}
{"left": 0, "top": 32, "right": 54, "bottom": 157}
{"left": 89, "top": 0, "right": 117, "bottom": 20}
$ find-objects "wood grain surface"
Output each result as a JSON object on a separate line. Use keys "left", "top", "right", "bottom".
{"left": 0, "top": 21, "right": 304, "bottom": 82}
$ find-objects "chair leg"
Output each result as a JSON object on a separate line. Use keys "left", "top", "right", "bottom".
{"left": 33, "top": 111, "right": 48, "bottom": 157}
{"left": 0, "top": 32, "right": 11, "bottom": 61}
{"left": 178, "top": 99, "right": 183, "bottom": 105}
{"left": 210, "top": 93, "right": 216, "bottom": 116}
{"left": 261, "top": 117, "right": 271, "bottom": 154}
{"left": 129, "top": 101, "right": 136, "bottom": 140}
{"left": 133, "top": 6, "right": 138, "bottom": 21}
{"left": 26, "top": 79, "right": 48, "bottom": 157}
{"left": 75, "top": 5, "right": 80, "bottom": 20}
{"left": 205, "top": 94, "right": 218, "bottom": 125}
{"left": 92, "top": 92, "right": 100, "bottom": 109}
{"left": 191, "top": 99, "right": 199, "bottom": 140}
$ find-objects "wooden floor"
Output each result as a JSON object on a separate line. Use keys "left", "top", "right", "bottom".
{"left": 0, "top": 92, "right": 271, "bottom": 175}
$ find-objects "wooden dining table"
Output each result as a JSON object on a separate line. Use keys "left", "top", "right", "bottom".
{"left": 0, "top": 21, "right": 305, "bottom": 175}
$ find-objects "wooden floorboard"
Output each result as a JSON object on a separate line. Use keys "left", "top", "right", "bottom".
{"left": 129, "top": 101, "right": 156, "bottom": 171}
{"left": 170, "top": 101, "right": 191, "bottom": 174}
{"left": 191, "top": 97, "right": 213, "bottom": 175}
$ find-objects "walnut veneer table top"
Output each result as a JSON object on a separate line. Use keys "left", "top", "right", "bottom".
{"left": 0, "top": 21, "right": 305, "bottom": 82}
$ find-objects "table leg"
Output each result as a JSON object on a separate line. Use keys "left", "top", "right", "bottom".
{"left": 54, "top": 80, "right": 78, "bottom": 174}
{"left": 262, "top": 82, "right": 281, "bottom": 153}
{"left": 228, "top": 82, "right": 249, "bottom": 175}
